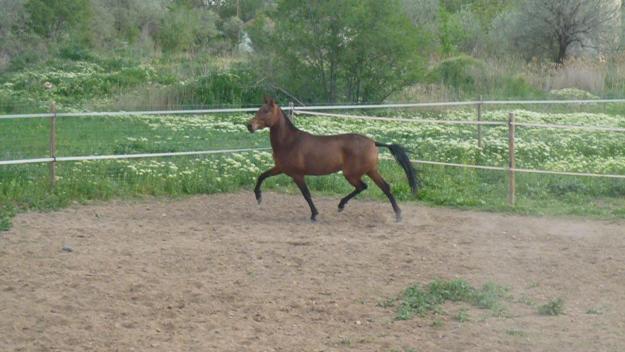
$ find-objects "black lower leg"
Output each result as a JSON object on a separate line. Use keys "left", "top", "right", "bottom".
{"left": 293, "top": 176, "right": 318, "bottom": 221}
{"left": 338, "top": 182, "right": 367, "bottom": 211}
{"left": 254, "top": 167, "right": 280, "bottom": 204}
{"left": 379, "top": 180, "right": 402, "bottom": 221}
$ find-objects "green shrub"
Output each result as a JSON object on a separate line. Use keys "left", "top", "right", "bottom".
{"left": 59, "top": 44, "right": 94, "bottom": 61}
{"left": 538, "top": 298, "right": 564, "bottom": 316}
{"left": 427, "top": 55, "right": 486, "bottom": 95}
{"left": 0, "top": 205, "right": 16, "bottom": 232}
{"left": 549, "top": 88, "right": 599, "bottom": 100}
{"left": 396, "top": 279, "right": 508, "bottom": 320}
{"left": 176, "top": 64, "right": 266, "bottom": 107}
{"left": 496, "top": 75, "right": 545, "bottom": 99}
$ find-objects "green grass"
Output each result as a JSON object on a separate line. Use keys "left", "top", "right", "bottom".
{"left": 455, "top": 308, "right": 470, "bottom": 322}
{"left": 2, "top": 108, "right": 625, "bottom": 232}
{"left": 395, "top": 279, "right": 508, "bottom": 320}
{"left": 586, "top": 306, "right": 604, "bottom": 315}
{"left": 0, "top": 204, "right": 15, "bottom": 232}
{"left": 538, "top": 298, "right": 564, "bottom": 316}
{"left": 506, "top": 329, "right": 528, "bottom": 337}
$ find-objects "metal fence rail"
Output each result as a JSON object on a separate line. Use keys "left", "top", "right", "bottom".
{"left": 0, "top": 148, "right": 273, "bottom": 166}
{"left": 296, "top": 110, "right": 625, "bottom": 132}
{"left": 295, "top": 110, "right": 507, "bottom": 125}
{"left": 3, "top": 98, "right": 625, "bottom": 120}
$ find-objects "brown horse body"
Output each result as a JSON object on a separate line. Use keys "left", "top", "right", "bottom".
{"left": 247, "top": 97, "right": 418, "bottom": 222}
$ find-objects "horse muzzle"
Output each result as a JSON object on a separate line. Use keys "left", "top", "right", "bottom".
{"left": 246, "top": 122, "right": 256, "bottom": 133}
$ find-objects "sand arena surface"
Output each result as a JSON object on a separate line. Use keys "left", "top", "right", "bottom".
{"left": 1, "top": 192, "right": 624, "bottom": 351}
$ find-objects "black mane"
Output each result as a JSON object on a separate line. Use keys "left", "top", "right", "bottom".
{"left": 279, "top": 107, "right": 299, "bottom": 131}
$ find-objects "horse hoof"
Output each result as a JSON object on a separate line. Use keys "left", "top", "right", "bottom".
{"left": 395, "top": 214, "right": 402, "bottom": 223}
{"left": 337, "top": 206, "right": 344, "bottom": 213}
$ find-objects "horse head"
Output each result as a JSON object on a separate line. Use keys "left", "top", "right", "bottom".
{"left": 247, "top": 96, "right": 281, "bottom": 133}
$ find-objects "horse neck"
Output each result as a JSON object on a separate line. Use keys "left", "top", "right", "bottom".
{"left": 269, "top": 111, "right": 299, "bottom": 149}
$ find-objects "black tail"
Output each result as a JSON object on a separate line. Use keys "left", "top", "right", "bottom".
{"left": 375, "top": 142, "right": 419, "bottom": 195}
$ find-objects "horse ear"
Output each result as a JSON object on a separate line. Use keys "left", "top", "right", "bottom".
{"left": 263, "top": 96, "right": 270, "bottom": 104}
{"left": 263, "top": 96, "right": 275, "bottom": 106}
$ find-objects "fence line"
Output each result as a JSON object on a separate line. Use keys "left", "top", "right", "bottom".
{"left": 0, "top": 157, "right": 55, "bottom": 166}
{"left": 513, "top": 122, "right": 625, "bottom": 133}
{"left": 295, "top": 99, "right": 625, "bottom": 111}
{"left": 4, "top": 149, "right": 624, "bottom": 180}
{"left": 0, "top": 107, "right": 260, "bottom": 120}
{"left": 2, "top": 100, "right": 625, "bottom": 206}
{"left": 0, "top": 148, "right": 272, "bottom": 166}
{"left": 295, "top": 110, "right": 506, "bottom": 125}
{"left": 296, "top": 110, "right": 625, "bottom": 132}
{"left": 4, "top": 98, "right": 625, "bottom": 120}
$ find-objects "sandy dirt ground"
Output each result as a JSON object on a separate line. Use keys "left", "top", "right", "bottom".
{"left": 1, "top": 192, "right": 624, "bottom": 352}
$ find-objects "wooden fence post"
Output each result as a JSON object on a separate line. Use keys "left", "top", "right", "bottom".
{"left": 477, "top": 96, "right": 483, "bottom": 149}
{"left": 508, "top": 112, "right": 516, "bottom": 206}
{"left": 49, "top": 101, "right": 57, "bottom": 189}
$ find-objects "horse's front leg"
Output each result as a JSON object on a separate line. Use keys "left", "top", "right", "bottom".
{"left": 254, "top": 166, "right": 282, "bottom": 205}
{"left": 292, "top": 174, "right": 318, "bottom": 222}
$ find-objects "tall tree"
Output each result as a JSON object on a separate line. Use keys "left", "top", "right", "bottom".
{"left": 25, "top": 0, "right": 91, "bottom": 40}
{"left": 249, "top": 0, "right": 425, "bottom": 103}
{"left": 514, "top": 0, "right": 620, "bottom": 63}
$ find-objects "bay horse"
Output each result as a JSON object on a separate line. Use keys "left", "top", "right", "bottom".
{"left": 247, "top": 97, "right": 418, "bottom": 222}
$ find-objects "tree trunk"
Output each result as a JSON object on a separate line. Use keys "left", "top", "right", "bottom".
{"left": 329, "top": 59, "right": 337, "bottom": 103}
{"left": 557, "top": 38, "right": 568, "bottom": 64}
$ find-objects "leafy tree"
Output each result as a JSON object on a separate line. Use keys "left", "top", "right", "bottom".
{"left": 0, "top": 0, "right": 34, "bottom": 69}
{"left": 0, "top": 0, "right": 29, "bottom": 40}
{"left": 469, "top": 0, "right": 515, "bottom": 28}
{"left": 250, "top": 0, "right": 426, "bottom": 103}
{"left": 25, "top": 0, "right": 91, "bottom": 40}
{"left": 402, "top": 0, "right": 507, "bottom": 56}
{"left": 158, "top": 4, "right": 219, "bottom": 52}
{"left": 209, "top": 0, "right": 270, "bottom": 21}
{"left": 444, "top": 8, "right": 482, "bottom": 55}
{"left": 222, "top": 16, "right": 244, "bottom": 49}
{"left": 96, "top": 0, "right": 167, "bottom": 44}
{"left": 513, "top": 0, "right": 620, "bottom": 63}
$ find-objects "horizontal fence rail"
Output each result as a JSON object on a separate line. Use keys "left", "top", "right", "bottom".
{"left": 296, "top": 110, "right": 625, "bottom": 132}
{"left": 295, "top": 110, "right": 507, "bottom": 125}
{"left": 513, "top": 122, "right": 625, "bottom": 133}
{"left": 378, "top": 157, "right": 625, "bottom": 179}
{"left": 5, "top": 150, "right": 625, "bottom": 180}
{"left": 4, "top": 98, "right": 625, "bottom": 120}
{"left": 0, "top": 107, "right": 260, "bottom": 120}
{"left": 0, "top": 148, "right": 272, "bottom": 166}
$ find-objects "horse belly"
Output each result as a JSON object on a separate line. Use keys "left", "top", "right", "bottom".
{"left": 273, "top": 149, "right": 337, "bottom": 175}
{"left": 303, "top": 152, "right": 343, "bottom": 175}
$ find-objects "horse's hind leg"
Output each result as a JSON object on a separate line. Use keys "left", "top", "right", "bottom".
{"left": 292, "top": 174, "right": 319, "bottom": 222}
{"left": 338, "top": 176, "right": 367, "bottom": 212}
{"left": 367, "top": 169, "right": 402, "bottom": 222}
